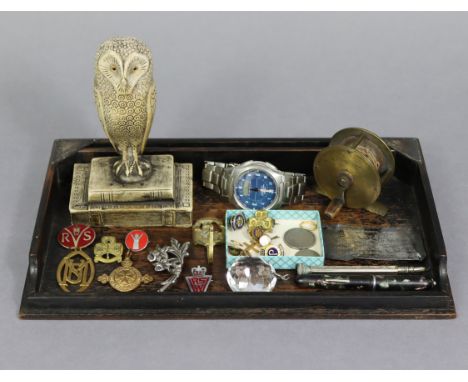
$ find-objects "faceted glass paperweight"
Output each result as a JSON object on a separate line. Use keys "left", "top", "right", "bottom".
{"left": 226, "top": 257, "right": 278, "bottom": 292}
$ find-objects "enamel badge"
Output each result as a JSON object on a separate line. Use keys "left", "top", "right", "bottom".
{"left": 58, "top": 224, "right": 96, "bottom": 249}
{"left": 125, "top": 230, "right": 149, "bottom": 252}
{"left": 56, "top": 224, "right": 96, "bottom": 292}
{"left": 185, "top": 266, "right": 212, "bottom": 293}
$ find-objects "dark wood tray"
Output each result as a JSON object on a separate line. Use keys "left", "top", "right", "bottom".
{"left": 19, "top": 138, "right": 455, "bottom": 319}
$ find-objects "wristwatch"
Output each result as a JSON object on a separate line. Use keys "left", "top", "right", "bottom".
{"left": 202, "top": 160, "right": 307, "bottom": 210}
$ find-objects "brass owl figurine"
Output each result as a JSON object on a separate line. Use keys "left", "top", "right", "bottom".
{"left": 94, "top": 37, "right": 156, "bottom": 182}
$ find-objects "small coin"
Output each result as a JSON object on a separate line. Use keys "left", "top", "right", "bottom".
{"left": 283, "top": 227, "right": 316, "bottom": 250}
{"left": 295, "top": 249, "right": 321, "bottom": 257}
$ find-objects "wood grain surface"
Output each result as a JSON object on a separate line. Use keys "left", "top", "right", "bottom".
{"left": 19, "top": 138, "right": 455, "bottom": 319}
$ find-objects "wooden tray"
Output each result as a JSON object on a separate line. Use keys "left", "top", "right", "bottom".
{"left": 19, "top": 138, "right": 456, "bottom": 319}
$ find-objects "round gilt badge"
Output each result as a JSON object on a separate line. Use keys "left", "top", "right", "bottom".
{"left": 97, "top": 257, "right": 153, "bottom": 292}
{"left": 125, "top": 230, "right": 149, "bottom": 252}
{"left": 58, "top": 224, "right": 96, "bottom": 249}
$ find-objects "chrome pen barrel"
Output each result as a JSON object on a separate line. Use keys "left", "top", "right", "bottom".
{"left": 297, "top": 264, "right": 426, "bottom": 275}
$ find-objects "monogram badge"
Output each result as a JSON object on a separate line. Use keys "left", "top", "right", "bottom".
{"left": 185, "top": 266, "right": 212, "bottom": 293}
{"left": 125, "top": 230, "right": 149, "bottom": 252}
{"left": 58, "top": 224, "right": 96, "bottom": 249}
{"left": 56, "top": 224, "right": 96, "bottom": 293}
{"left": 56, "top": 249, "right": 95, "bottom": 292}
{"left": 94, "top": 236, "right": 124, "bottom": 264}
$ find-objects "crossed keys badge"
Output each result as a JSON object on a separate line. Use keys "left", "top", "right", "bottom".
{"left": 56, "top": 224, "right": 96, "bottom": 293}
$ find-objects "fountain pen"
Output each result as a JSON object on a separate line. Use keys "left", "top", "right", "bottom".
{"left": 296, "top": 274, "right": 436, "bottom": 291}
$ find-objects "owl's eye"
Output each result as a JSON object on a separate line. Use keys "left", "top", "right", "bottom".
{"left": 133, "top": 66, "right": 138, "bottom": 71}
{"left": 111, "top": 65, "right": 117, "bottom": 71}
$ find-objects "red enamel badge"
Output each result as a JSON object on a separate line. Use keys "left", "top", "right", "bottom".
{"left": 185, "top": 266, "right": 212, "bottom": 293}
{"left": 57, "top": 224, "right": 96, "bottom": 249}
{"left": 125, "top": 230, "right": 149, "bottom": 252}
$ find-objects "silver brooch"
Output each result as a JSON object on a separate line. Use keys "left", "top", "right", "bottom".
{"left": 147, "top": 239, "right": 190, "bottom": 292}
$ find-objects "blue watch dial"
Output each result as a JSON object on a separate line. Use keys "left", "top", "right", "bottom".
{"left": 234, "top": 170, "right": 278, "bottom": 209}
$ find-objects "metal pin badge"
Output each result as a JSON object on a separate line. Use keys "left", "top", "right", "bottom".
{"left": 185, "top": 266, "right": 212, "bottom": 293}
{"left": 247, "top": 210, "right": 275, "bottom": 241}
{"left": 228, "top": 212, "right": 246, "bottom": 231}
{"left": 125, "top": 230, "right": 149, "bottom": 252}
{"left": 97, "top": 256, "right": 153, "bottom": 292}
{"left": 56, "top": 249, "right": 95, "bottom": 293}
{"left": 94, "top": 236, "right": 124, "bottom": 264}
{"left": 56, "top": 224, "right": 96, "bottom": 293}
{"left": 260, "top": 244, "right": 284, "bottom": 257}
{"left": 57, "top": 224, "right": 96, "bottom": 249}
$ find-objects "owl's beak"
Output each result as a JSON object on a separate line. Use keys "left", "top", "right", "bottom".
{"left": 118, "top": 78, "right": 130, "bottom": 94}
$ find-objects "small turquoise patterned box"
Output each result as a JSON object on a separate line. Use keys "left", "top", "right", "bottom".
{"left": 225, "top": 209, "right": 325, "bottom": 270}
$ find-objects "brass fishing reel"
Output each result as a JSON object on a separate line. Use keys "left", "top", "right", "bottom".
{"left": 313, "top": 127, "right": 395, "bottom": 219}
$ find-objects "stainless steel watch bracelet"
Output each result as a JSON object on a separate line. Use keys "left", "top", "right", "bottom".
{"left": 201, "top": 161, "right": 307, "bottom": 206}
{"left": 202, "top": 161, "right": 238, "bottom": 197}
{"left": 282, "top": 171, "right": 307, "bottom": 205}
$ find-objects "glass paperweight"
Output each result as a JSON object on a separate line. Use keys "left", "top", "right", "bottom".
{"left": 226, "top": 257, "right": 288, "bottom": 292}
